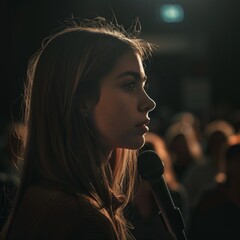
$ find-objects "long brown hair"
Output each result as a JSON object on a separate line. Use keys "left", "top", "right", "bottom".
{"left": 2, "top": 17, "right": 155, "bottom": 239}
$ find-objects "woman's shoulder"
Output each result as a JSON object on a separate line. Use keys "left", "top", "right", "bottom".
{"left": 23, "top": 185, "right": 87, "bottom": 213}
{"left": 24, "top": 185, "right": 110, "bottom": 223}
{"left": 8, "top": 185, "right": 116, "bottom": 239}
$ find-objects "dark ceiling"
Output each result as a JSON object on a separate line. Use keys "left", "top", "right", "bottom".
{"left": 1, "top": 0, "right": 240, "bottom": 123}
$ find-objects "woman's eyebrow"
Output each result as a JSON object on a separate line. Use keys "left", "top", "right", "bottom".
{"left": 117, "top": 71, "right": 147, "bottom": 81}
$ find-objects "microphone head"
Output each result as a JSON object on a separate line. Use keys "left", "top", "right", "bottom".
{"left": 137, "top": 150, "right": 164, "bottom": 181}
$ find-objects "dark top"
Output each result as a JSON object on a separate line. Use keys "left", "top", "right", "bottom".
{"left": 5, "top": 185, "right": 117, "bottom": 240}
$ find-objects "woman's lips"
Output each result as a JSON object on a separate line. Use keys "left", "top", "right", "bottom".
{"left": 136, "top": 121, "right": 150, "bottom": 133}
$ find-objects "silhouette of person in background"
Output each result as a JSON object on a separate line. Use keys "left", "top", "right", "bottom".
{"left": 0, "top": 17, "right": 157, "bottom": 240}
{"left": 170, "top": 112, "right": 204, "bottom": 147}
{"left": 164, "top": 121, "right": 205, "bottom": 183}
{"left": 188, "top": 134, "right": 240, "bottom": 239}
{"left": 182, "top": 119, "right": 235, "bottom": 209}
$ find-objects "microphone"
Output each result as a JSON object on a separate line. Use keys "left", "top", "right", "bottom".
{"left": 137, "top": 150, "right": 187, "bottom": 240}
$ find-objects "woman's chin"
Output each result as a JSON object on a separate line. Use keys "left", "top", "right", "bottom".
{"left": 124, "top": 137, "right": 146, "bottom": 150}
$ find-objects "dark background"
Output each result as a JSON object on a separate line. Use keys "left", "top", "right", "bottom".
{"left": 1, "top": 0, "right": 240, "bottom": 127}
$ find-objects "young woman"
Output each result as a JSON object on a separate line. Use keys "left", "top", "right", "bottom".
{"left": 0, "top": 17, "right": 156, "bottom": 240}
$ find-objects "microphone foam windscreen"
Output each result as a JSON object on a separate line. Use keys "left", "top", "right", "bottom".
{"left": 137, "top": 150, "right": 164, "bottom": 181}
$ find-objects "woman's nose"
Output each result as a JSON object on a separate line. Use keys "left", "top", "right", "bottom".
{"left": 139, "top": 93, "right": 156, "bottom": 113}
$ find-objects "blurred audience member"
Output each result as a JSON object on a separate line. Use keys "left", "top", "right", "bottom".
{"left": 164, "top": 121, "right": 205, "bottom": 183}
{"left": 182, "top": 119, "right": 235, "bottom": 209}
{"left": 187, "top": 134, "right": 240, "bottom": 239}
{"left": 170, "top": 111, "right": 204, "bottom": 146}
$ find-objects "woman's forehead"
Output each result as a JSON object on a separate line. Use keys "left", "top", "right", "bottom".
{"left": 106, "top": 52, "right": 145, "bottom": 79}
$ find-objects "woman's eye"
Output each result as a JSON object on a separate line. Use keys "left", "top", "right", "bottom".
{"left": 124, "top": 81, "right": 137, "bottom": 91}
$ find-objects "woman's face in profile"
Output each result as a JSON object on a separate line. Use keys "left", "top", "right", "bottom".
{"left": 91, "top": 51, "right": 156, "bottom": 152}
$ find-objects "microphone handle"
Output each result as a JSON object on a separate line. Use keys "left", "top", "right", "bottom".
{"left": 150, "top": 177, "right": 187, "bottom": 240}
